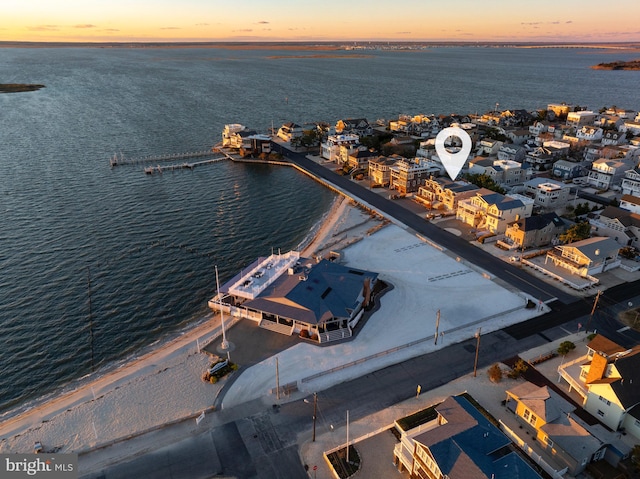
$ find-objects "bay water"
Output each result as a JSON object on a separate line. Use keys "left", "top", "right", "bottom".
{"left": 1, "top": 45, "right": 639, "bottom": 413}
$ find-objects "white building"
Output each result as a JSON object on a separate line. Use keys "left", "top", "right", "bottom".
{"left": 320, "top": 134, "right": 360, "bottom": 162}
{"left": 567, "top": 111, "right": 597, "bottom": 128}
{"left": 523, "top": 178, "right": 572, "bottom": 211}
{"left": 587, "top": 158, "right": 632, "bottom": 190}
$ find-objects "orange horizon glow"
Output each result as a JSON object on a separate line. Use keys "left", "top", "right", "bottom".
{"left": 2, "top": 0, "right": 639, "bottom": 44}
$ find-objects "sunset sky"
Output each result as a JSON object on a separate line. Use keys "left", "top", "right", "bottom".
{"left": 2, "top": 0, "right": 639, "bottom": 43}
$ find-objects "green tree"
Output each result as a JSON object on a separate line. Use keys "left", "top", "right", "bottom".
{"left": 574, "top": 202, "right": 591, "bottom": 216}
{"left": 559, "top": 221, "right": 591, "bottom": 244}
{"left": 507, "top": 359, "right": 528, "bottom": 379}
{"left": 463, "top": 173, "right": 506, "bottom": 194}
{"left": 558, "top": 341, "right": 576, "bottom": 356}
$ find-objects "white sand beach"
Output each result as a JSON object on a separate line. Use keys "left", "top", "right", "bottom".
{"left": 0, "top": 195, "right": 546, "bottom": 456}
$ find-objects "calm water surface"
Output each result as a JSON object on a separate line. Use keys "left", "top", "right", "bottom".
{"left": 1, "top": 46, "right": 639, "bottom": 412}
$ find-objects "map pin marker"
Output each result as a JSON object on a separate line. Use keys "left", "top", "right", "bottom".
{"left": 435, "top": 126, "right": 473, "bottom": 181}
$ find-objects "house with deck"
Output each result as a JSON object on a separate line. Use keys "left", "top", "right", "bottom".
{"left": 393, "top": 395, "right": 542, "bottom": 479}
{"left": 558, "top": 334, "right": 640, "bottom": 442}
{"left": 209, "top": 251, "right": 378, "bottom": 344}
{"left": 456, "top": 192, "right": 533, "bottom": 234}
{"left": 502, "top": 212, "right": 566, "bottom": 250}
{"left": 544, "top": 236, "right": 621, "bottom": 277}
{"left": 505, "top": 382, "right": 616, "bottom": 475}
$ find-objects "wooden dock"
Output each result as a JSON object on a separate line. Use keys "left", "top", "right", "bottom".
{"left": 144, "top": 157, "right": 227, "bottom": 174}
{"left": 110, "top": 149, "right": 218, "bottom": 168}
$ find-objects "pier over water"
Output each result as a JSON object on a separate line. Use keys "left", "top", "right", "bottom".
{"left": 109, "top": 149, "right": 218, "bottom": 168}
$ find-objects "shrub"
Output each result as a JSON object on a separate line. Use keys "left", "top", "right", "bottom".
{"left": 488, "top": 364, "right": 503, "bottom": 383}
{"left": 299, "top": 329, "right": 310, "bottom": 338}
{"left": 557, "top": 341, "right": 576, "bottom": 356}
{"left": 507, "top": 359, "right": 528, "bottom": 379}
{"left": 209, "top": 376, "right": 218, "bottom": 384}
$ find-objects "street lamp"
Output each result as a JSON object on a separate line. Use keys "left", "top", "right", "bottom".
{"left": 304, "top": 393, "right": 318, "bottom": 442}
{"left": 473, "top": 327, "right": 481, "bottom": 377}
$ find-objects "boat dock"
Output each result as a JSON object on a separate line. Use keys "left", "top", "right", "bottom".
{"left": 110, "top": 149, "right": 217, "bottom": 168}
{"left": 144, "top": 157, "right": 227, "bottom": 174}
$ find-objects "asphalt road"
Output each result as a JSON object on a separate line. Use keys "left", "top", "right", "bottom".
{"left": 81, "top": 148, "right": 640, "bottom": 478}
{"left": 274, "top": 144, "right": 576, "bottom": 304}
{"left": 81, "top": 294, "right": 640, "bottom": 479}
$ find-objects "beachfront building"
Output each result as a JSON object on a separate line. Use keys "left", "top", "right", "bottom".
{"left": 222, "top": 123, "right": 248, "bottom": 148}
{"left": 567, "top": 111, "right": 597, "bottom": 128}
{"left": 321, "top": 134, "right": 360, "bottom": 162}
{"left": 389, "top": 158, "right": 440, "bottom": 194}
{"left": 335, "top": 118, "right": 373, "bottom": 136}
{"left": 277, "top": 122, "right": 304, "bottom": 143}
{"left": 209, "top": 251, "right": 379, "bottom": 344}
{"left": 557, "top": 334, "right": 640, "bottom": 443}
{"left": 393, "top": 395, "right": 542, "bottom": 479}
{"left": 368, "top": 156, "right": 397, "bottom": 187}
{"left": 456, "top": 192, "right": 533, "bottom": 234}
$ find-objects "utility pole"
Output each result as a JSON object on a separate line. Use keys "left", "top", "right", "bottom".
{"left": 586, "top": 290, "right": 602, "bottom": 332}
{"left": 434, "top": 310, "right": 440, "bottom": 345}
{"left": 312, "top": 392, "right": 317, "bottom": 442}
{"left": 276, "top": 357, "right": 280, "bottom": 401}
{"left": 473, "top": 327, "right": 481, "bottom": 377}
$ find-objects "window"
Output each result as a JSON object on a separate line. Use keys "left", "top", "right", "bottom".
{"left": 543, "top": 436, "right": 554, "bottom": 448}
{"left": 598, "top": 395, "right": 611, "bottom": 406}
{"left": 523, "top": 408, "right": 537, "bottom": 426}
{"left": 597, "top": 409, "right": 605, "bottom": 417}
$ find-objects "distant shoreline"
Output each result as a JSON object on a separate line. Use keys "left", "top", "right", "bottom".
{"left": 1, "top": 41, "right": 640, "bottom": 51}
{"left": 591, "top": 60, "right": 640, "bottom": 70}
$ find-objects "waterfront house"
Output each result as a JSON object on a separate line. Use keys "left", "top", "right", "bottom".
{"left": 502, "top": 212, "right": 566, "bottom": 249}
{"left": 209, "top": 251, "right": 378, "bottom": 344}
{"left": 368, "top": 156, "right": 397, "bottom": 186}
{"left": 393, "top": 395, "right": 542, "bottom": 479}
{"left": 523, "top": 178, "right": 572, "bottom": 211}
{"left": 456, "top": 192, "right": 533, "bottom": 234}
{"left": 277, "top": 122, "right": 304, "bottom": 143}
{"left": 567, "top": 111, "right": 597, "bottom": 128}
{"left": 335, "top": 118, "right": 373, "bottom": 136}
{"left": 505, "top": 382, "right": 608, "bottom": 475}
{"left": 544, "top": 236, "right": 621, "bottom": 277}
{"left": 548, "top": 103, "right": 578, "bottom": 119}
{"left": 222, "top": 123, "right": 248, "bottom": 148}
{"left": 589, "top": 205, "right": 640, "bottom": 248}
{"left": 345, "top": 147, "right": 378, "bottom": 171}
{"left": 320, "top": 133, "right": 360, "bottom": 162}
{"left": 389, "top": 158, "right": 439, "bottom": 194}
{"left": 558, "top": 334, "right": 640, "bottom": 443}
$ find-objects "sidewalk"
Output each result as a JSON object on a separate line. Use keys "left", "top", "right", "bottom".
{"left": 298, "top": 332, "right": 596, "bottom": 479}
